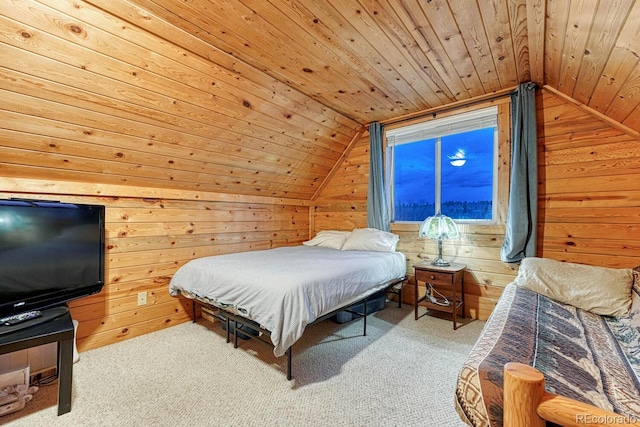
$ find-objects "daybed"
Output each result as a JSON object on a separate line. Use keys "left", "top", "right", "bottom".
{"left": 169, "top": 228, "right": 407, "bottom": 380}
{"left": 455, "top": 257, "right": 640, "bottom": 427}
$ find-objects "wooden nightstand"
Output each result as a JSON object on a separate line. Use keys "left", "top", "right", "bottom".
{"left": 414, "top": 262, "right": 466, "bottom": 330}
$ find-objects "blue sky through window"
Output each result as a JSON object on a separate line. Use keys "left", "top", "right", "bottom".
{"left": 392, "top": 127, "right": 494, "bottom": 221}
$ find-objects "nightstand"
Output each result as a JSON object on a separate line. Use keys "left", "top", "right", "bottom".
{"left": 414, "top": 262, "right": 466, "bottom": 330}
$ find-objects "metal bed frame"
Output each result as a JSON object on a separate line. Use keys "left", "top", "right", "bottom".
{"left": 191, "top": 276, "right": 407, "bottom": 380}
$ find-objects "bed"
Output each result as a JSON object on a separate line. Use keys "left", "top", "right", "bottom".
{"left": 168, "top": 229, "right": 407, "bottom": 379}
{"left": 455, "top": 258, "right": 640, "bottom": 427}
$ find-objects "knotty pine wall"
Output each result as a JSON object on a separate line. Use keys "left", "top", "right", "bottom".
{"left": 0, "top": 179, "right": 308, "bottom": 360}
{"left": 313, "top": 134, "right": 370, "bottom": 232}
{"left": 537, "top": 88, "right": 640, "bottom": 269}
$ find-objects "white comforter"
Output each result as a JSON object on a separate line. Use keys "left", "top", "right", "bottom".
{"left": 169, "top": 245, "right": 406, "bottom": 356}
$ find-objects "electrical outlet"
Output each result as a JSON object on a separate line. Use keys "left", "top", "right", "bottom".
{"left": 29, "top": 367, "right": 56, "bottom": 385}
{"left": 137, "top": 291, "right": 147, "bottom": 306}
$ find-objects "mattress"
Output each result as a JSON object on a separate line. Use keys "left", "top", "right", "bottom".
{"left": 169, "top": 245, "right": 406, "bottom": 357}
{"left": 455, "top": 283, "right": 640, "bottom": 427}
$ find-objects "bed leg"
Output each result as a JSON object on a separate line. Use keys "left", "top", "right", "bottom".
{"left": 192, "top": 301, "right": 197, "bottom": 323}
{"left": 225, "top": 316, "right": 231, "bottom": 343}
{"left": 398, "top": 286, "right": 402, "bottom": 308}
{"left": 287, "top": 347, "right": 293, "bottom": 380}
{"left": 363, "top": 299, "right": 368, "bottom": 336}
{"left": 233, "top": 319, "right": 239, "bottom": 349}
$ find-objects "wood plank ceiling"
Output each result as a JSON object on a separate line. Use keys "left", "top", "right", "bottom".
{"left": 3, "top": 0, "right": 640, "bottom": 200}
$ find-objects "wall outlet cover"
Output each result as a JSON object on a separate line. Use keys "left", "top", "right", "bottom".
{"left": 137, "top": 291, "right": 147, "bottom": 306}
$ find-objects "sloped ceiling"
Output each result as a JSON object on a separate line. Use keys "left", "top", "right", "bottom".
{"left": 3, "top": 1, "right": 640, "bottom": 200}
{"left": 120, "top": 0, "right": 640, "bottom": 128}
{"left": 121, "top": 0, "right": 529, "bottom": 124}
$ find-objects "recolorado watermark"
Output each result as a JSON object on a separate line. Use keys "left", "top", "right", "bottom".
{"left": 576, "top": 414, "right": 639, "bottom": 424}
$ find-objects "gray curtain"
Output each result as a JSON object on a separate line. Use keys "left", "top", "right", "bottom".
{"left": 367, "top": 122, "right": 390, "bottom": 231}
{"left": 501, "top": 82, "right": 538, "bottom": 263}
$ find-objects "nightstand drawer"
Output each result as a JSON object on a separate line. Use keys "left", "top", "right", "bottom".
{"left": 415, "top": 270, "right": 452, "bottom": 286}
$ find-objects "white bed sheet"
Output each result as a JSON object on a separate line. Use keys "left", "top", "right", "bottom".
{"left": 169, "top": 245, "right": 406, "bottom": 356}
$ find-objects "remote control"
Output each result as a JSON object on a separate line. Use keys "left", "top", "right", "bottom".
{"left": 1, "top": 310, "right": 42, "bottom": 326}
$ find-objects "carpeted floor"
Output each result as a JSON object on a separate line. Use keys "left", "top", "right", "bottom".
{"left": 1, "top": 305, "right": 483, "bottom": 427}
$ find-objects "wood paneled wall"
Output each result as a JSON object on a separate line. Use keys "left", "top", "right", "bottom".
{"left": 537, "top": 88, "right": 640, "bottom": 268}
{"left": 1, "top": 179, "right": 308, "bottom": 352}
{"left": 312, "top": 132, "right": 370, "bottom": 232}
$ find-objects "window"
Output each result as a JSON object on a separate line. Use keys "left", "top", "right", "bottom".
{"left": 385, "top": 106, "right": 498, "bottom": 222}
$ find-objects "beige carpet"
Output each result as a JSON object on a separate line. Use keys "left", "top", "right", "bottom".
{"left": 1, "top": 305, "right": 483, "bottom": 427}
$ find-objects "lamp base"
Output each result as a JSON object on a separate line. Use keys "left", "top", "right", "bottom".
{"left": 431, "top": 258, "right": 450, "bottom": 267}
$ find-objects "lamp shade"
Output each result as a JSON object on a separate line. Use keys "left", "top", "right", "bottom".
{"left": 418, "top": 213, "right": 460, "bottom": 241}
{"left": 418, "top": 212, "right": 460, "bottom": 266}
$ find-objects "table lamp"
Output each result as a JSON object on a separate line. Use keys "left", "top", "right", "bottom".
{"left": 419, "top": 212, "right": 460, "bottom": 267}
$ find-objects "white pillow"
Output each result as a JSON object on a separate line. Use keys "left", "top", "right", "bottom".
{"left": 515, "top": 257, "right": 633, "bottom": 317}
{"left": 341, "top": 228, "right": 399, "bottom": 252}
{"left": 303, "top": 230, "right": 351, "bottom": 250}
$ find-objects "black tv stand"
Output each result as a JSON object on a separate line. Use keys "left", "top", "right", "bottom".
{"left": 0, "top": 306, "right": 74, "bottom": 415}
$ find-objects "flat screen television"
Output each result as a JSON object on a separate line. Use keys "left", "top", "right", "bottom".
{"left": 0, "top": 199, "right": 105, "bottom": 321}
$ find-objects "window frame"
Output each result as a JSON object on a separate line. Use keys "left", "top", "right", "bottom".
{"left": 384, "top": 105, "right": 501, "bottom": 225}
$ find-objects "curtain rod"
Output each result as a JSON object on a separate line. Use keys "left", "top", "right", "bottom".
{"left": 379, "top": 86, "right": 517, "bottom": 128}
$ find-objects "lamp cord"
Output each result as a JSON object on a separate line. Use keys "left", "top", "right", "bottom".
{"left": 426, "top": 283, "right": 450, "bottom": 307}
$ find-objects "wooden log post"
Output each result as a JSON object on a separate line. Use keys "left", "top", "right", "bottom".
{"left": 503, "top": 362, "right": 546, "bottom": 427}
{"left": 504, "top": 362, "right": 640, "bottom": 427}
{"left": 538, "top": 393, "right": 640, "bottom": 427}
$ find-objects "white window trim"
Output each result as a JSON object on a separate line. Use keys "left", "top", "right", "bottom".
{"left": 386, "top": 106, "right": 498, "bottom": 145}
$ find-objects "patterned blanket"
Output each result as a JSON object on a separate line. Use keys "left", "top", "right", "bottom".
{"left": 455, "top": 280, "right": 640, "bottom": 427}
